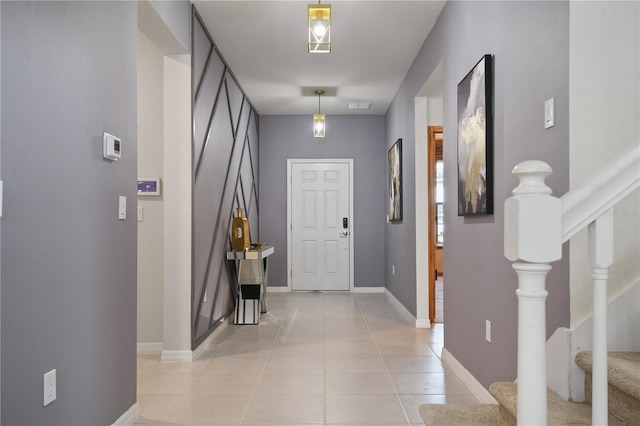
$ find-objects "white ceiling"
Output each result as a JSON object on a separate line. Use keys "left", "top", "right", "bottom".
{"left": 193, "top": 1, "right": 446, "bottom": 115}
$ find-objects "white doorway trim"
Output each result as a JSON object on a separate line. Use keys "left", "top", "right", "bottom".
{"left": 287, "top": 159, "right": 355, "bottom": 292}
{"left": 415, "top": 61, "right": 444, "bottom": 328}
{"left": 415, "top": 97, "right": 430, "bottom": 328}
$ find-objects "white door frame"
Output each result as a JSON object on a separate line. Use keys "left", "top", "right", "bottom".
{"left": 287, "top": 159, "right": 355, "bottom": 292}
{"left": 414, "top": 61, "right": 444, "bottom": 328}
{"left": 414, "top": 97, "right": 430, "bottom": 327}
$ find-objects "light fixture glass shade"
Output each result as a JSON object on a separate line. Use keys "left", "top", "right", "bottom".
{"left": 308, "top": 4, "right": 331, "bottom": 53}
{"left": 313, "top": 114, "right": 326, "bottom": 137}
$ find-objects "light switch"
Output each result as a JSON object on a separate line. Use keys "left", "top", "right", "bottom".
{"left": 137, "top": 206, "right": 144, "bottom": 222}
{"left": 118, "top": 196, "right": 126, "bottom": 220}
{"left": 545, "top": 98, "right": 555, "bottom": 129}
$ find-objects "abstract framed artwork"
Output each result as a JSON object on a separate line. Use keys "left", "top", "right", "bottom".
{"left": 457, "top": 54, "right": 494, "bottom": 216}
{"left": 388, "top": 138, "right": 403, "bottom": 222}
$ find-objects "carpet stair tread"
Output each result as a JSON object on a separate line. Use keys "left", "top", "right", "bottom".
{"left": 575, "top": 351, "right": 640, "bottom": 401}
{"left": 419, "top": 351, "right": 640, "bottom": 425}
{"left": 490, "top": 382, "right": 592, "bottom": 425}
{"left": 575, "top": 351, "right": 640, "bottom": 424}
{"left": 418, "top": 403, "right": 500, "bottom": 425}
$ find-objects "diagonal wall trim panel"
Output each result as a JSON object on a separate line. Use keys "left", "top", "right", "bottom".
{"left": 192, "top": 6, "right": 260, "bottom": 348}
{"left": 226, "top": 80, "right": 245, "bottom": 140}
{"left": 194, "top": 43, "right": 214, "bottom": 103}
{"left": 193, "top": 19, "right": 225, "bottom": 174}
{"left": 192, "top": 19, "right": 213, "bottom": 97}
{"left": 193, "top": 94, "right": 242, "bottom": 331}
{"left": 194, "top": 67, "right": 227, "bottom": 180}
{"left": 193, "top": 81, "right": 250, "bottom": 326}
{"left": 197, "top": 131, "right": 249, "bottom": 339}
{"left": 192, "top": 83, "right": 233, "bottom": 320}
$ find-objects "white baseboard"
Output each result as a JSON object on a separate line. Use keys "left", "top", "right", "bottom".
{"left": 136, "top": 342, "right": 163, "bottom": 355}
{"left": 158, "top": 317, "right": 232, "bottom": 363}
{"left": 161, "top": 349, "right": 193, "bottom": 363}
{"left": 353, "top": 286, "right": 385, "bottom": 293}
{"left": 442, "top": 348, "right": 498, "bottom": 404}
{"left": 267, "top": 286, "right": 386, "bottom": 294}
{"left": 384, "top": 288, "right": 419, "bottom": 327}
{"left": 415, "top": 318, "right": 432, "bottom": 328}
{"left": 112, "top": 402, "right": 140, "bottom": 425}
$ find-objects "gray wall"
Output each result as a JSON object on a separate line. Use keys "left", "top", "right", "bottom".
{"left": 385, "top": 0, "right": 570, "bottom": 387}
{"left": 0, "top": 1, "right": 3, "bottom": 419}
{"left": 1, "top": 2, "right": 138, "bottom": 424}
{"left": 259, "top": 115, "right": 386, "bottom": 289}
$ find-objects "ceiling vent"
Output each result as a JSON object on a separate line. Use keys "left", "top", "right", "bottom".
{"left": 346, "top": 101, "right": 373, "bottom": 110}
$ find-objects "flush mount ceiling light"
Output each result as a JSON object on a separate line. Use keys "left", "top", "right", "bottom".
{"left": 313, "top": 89, "right": 326, "bottom": 138}
{"left": 308, "top": 2, "right": 331, "bottom": 53}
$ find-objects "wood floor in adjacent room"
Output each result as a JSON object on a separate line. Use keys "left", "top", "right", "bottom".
{"left": 135, "top": 291, "right": 477, "bottom": 425}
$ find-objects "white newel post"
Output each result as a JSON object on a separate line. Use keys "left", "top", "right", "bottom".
{"left": 588, "top": 210, "right": 613, "bottom": 425}
{"left": 512, "top": 261, "right": 551, "bottom": 424}
{"left": 505, "top": 161, "right": 562, "bottom": 426}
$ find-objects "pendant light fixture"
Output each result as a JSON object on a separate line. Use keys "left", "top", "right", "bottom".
{"left": 313, "top": 89, "right": 326, "bottom": 138}
{"left": 308, "top": 1, "right": 331, "bottom": 53}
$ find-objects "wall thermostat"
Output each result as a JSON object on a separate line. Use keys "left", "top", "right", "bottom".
{"left": 103, "top": 132, "right": 122, "bottom": 161}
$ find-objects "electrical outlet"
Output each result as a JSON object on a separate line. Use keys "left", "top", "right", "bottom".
{"left": 485, "top": 320, "right": 492, "bottom": 343}
{"left": 44, "top": 369, "right": 56, "bottom": 406}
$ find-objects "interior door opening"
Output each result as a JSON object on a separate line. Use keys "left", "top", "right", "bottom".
{"left": 428, "top": 126, "right": 444, "bottom": 324}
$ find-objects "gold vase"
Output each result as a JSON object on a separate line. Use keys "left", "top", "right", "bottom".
{"left": 231, "top": 207, "right": 250, "bottom": 251}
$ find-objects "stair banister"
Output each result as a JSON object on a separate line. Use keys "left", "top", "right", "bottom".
{"left": 561, "top": 143, "right": 640, "bottom": 242}
{"left": 564, "top": 143, "right": 639, "bottom": 419}
{"left": 505, "top": 142, "right": 639, "bottom": 425}
{"left": 504, "top": 160, "right": 562, "bottom": 425}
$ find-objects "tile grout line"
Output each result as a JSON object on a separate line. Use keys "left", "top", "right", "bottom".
{"left": 237, "top": 302, "right": 288, "bottom": 426}
{"left": 135, "top": 293, "right": 456, "bottom": 425}
{"left": 354, "top": 294, "right": 413, "bottom": 426}
{"left": 137, "top": 339, "right": 218, "bottom": 419}
{"left": 323, "top": 293, "right": 328, "bottom": 426}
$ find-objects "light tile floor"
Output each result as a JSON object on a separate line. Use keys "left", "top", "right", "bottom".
{"left": 136, "top": 292, "right": 478, "bottom": 425}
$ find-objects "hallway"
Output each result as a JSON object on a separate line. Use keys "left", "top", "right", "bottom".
{"left": 136, "top": 292, "right": 478, "bottom": 425}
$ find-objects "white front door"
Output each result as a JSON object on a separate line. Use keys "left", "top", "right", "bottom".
{"left": 289, "top": 160, "right": 352, "bottom": 291}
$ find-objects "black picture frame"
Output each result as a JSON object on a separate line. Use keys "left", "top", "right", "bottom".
{"left": 388, "top": 138, "right": 403, "bottom": 222}
{"left": 457, "top": 54, "right": 494, "bottom": 216}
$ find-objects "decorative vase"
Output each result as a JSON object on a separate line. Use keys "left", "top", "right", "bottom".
{"left": 231, "top": 207, "right": 250, "bottom": 251}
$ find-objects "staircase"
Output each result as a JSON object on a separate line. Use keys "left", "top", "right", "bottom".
{"left": 419, "top": 351, "right": 640, "bottom": 425}
{"left": 420, "top": 143, "right": 639, "bottom": 425}
{"left": 492, "top": 351, "right": 640, "bottom": 425}
{"left": 575, "top": 351, "right": 640, "bottom": 425}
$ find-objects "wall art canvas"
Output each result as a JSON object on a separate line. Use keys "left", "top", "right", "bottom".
{"left": 457, "top": 54, "right": 494, "bottom": 216}
{"left": 388, "top": 138, "right": 403, "bottom": 222}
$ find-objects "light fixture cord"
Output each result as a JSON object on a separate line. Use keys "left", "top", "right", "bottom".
{"left": 318, "top": 94, "right": 321, "bottom": 114}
